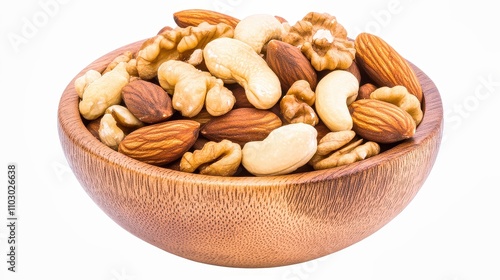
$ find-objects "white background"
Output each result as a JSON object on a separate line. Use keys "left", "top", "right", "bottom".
{"left": 1, "top": 0, "right": 499, "bottom": 279}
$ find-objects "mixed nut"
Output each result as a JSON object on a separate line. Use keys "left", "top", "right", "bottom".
{"left": 77, "top": 9, "right": 424, "bottom": 177}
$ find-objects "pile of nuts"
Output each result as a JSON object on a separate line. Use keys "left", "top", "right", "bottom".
{"left": 76, "top": 9, "right": 424, "bottom": 177}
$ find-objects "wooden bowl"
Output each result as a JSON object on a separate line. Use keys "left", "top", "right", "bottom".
{"left": 57, "top": 40, "right": 443, "bottom": 268}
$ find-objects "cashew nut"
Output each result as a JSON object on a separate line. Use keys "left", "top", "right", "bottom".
{"left": 203, "top": 37, "right": 282, "bottom": 110}
{"left": 78, "top": 62, "right": 130, "bottom": 120}
{"left": 241, "top": 123, "right": 317, "bottom": 176}
{"left": 234, "top": 14, "right": 285, "bottom": 54}
{"left": 315, "top": 70, "right": 359, "bottom": 131}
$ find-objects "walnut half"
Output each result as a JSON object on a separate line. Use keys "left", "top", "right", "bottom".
{"left": 309, "top": 131, "right": 380, "bottom": 170}
{"left": 136, "top": 22, "right": 234, "bottom": 80}
{"left": 280, "top": 80, "right": 318, "bottom": 126}
{"left": 283, "top": 12, "right": 355, "bottom": 71}
{"left": 180, "top": 140, "right": 242, "bottom": 176}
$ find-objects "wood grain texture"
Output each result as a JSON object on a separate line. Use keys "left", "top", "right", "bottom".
{"left": 57, "top": 40, "right": 443, "bottom": 268}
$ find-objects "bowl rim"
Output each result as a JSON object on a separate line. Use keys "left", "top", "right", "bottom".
{"left": 57, "top": 39, "right": 443, "bottom": 187}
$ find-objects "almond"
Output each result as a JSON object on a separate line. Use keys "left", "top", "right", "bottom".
{"left": 157, "top": 25, "right": 173, "bottom": 35}
{"left": 346, "top": 59, "right": 362, "bottom": 84}
{"left": 357, "top": 83, "right": 378, "bottom": 100}
{"left": 86, "top": 118, "right": 101, "bottom": 139}
{"left": 265, "top": 40, "right": 318, "bottom": 92}
{"left": 226, "top": 83, "right": 253, "bottom": 109}
{"left": 274, "top": 15, "right": 288, "bottom": 24}
{"left": 355, "top": 32, "right": 423, "bottom": 102}
{"left": 122, "top": 79, "right": 174, "bottom": 124}
{"left": 118, "top": 120, "right": 200, "bottom": 165}
{"left": 349, "top": 99, "right": 415, "bottom": 144}
{"left": 201, "top": 108, "right": 282, "bottom": 146}
{"left": 173, "top": 9, "right": 240, "bottom": 28}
